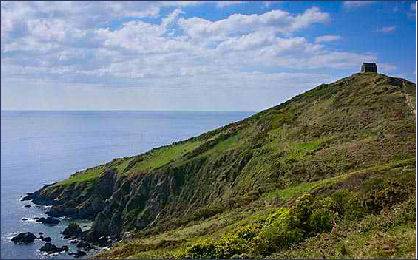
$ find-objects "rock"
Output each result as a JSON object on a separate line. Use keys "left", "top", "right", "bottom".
{"left": 76, "top": 241, "right": 88, "bottom": 248}
{"left": 39, "top": 232, "right": 44, "bottom": 235}
{"left": 47, "top": 205, "right": 77, "bottom": 218}
{"left": 38, "top": 235, "right": 44, "bottom": 240}
{"left": 76, "top": 241, "right": 94, "bottom": 250}
{"left": 23, "top": 183, "right": 58, "bottom": 205}
{"left": 20, "top": 193, "right": 34, "bottom": 201}
{"left": 11, "top": 232, "right": 36, "bottom": 244}
{"left": 36, "top": 217, "right": 60, "bottom": 225}
{"left": 24, "top": 204, "right": 31, "bottom": 208}
{"left": 62, "top": 223, "right": 82, "bottom": 238}
{"left": 69, "top": 239, "right": 79, "bottom": 244}
{"left": 68, "top": 250, "right": 87, "bottom": 258}
{"left": 61, "top": 245, "right": 69, "bottom": 251}
{"left": 109, "top": 212, "right": 122, "bottom": 238}
{"left": 21, "top": 218, "right": 28, "bottom": 221}
{"left": 34, "top": 217, "right": 40, "bottom": 220}
{"left": 40, "top": 242, "right": 62, "bottom": 254}
{"left": 42, "top": 236, "right": 51, "bottom": 242}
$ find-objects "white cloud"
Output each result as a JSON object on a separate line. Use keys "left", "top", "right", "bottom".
{"left": 343, "top": 1, "right": 374, "bottom": 8}
{"left": 217, "top": 31, "right": 276, "bottom": 52}
{"left": 315, "top": 35, "right": 342, "bottom": 43}
{"left": 377, "top": 26, "right": 396, "bottom": 33}
{"left": 0, "top": 1, "right": 200, "bottom": 39}
{"left": 178, "top": 7, "right": 329, "bottom": 41}
{"left": 27, "top": 19, "right": 86, "bottom": 42}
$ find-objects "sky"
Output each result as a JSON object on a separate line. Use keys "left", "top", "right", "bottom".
{"left": 1, "top": 1, "right": 416, "bottom": 111}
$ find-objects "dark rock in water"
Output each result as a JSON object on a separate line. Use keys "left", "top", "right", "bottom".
{"left": 34, "top": 217, "right": 40, "bottom": 220}
{"left": 39, "top": 232, "right": 44, "bottom": 235}
{"left": 62, "top": 223, "right": 82, "bottom": 238}
{"left": 24, "top": 204, "right": 31, "bottom": 208}
{"left": 47, "top": 205, "right": 77, "bottom": 218}
{"left": 76, "top": 241, "right": 88, "bottom": 248}
{"left": 68, "top": 250, "right": 86, "bottom": 258}
{"left": 76, "top": 241, "right": 94, "bottom": 250}
{"left": 21, "top": 193, "right": 34, "bottom": 201}
{"left": 69, "top": 239, "right": 79, "bottom": 244}
{"left": 11, "top": 232, "right": 36, "bottom": 244}
{"left": 21, "top": 218, "right": 28, "bottom": 221}
{"left": 40, "top": 242, "right": 63, "bottom": 254}
{"left": 25, "top": 183, "right": 59, "bottom": 205}
{"left": 38, "top": 235, "right": 44, "bottom": 240}
{"left": 42, "top": 236, "right": 51, "bottom": 242}
{"left": 61, "top": 245, "right": 69, "bottom": 251}
{"left": 36, "top": 217, "right": 60, "bottom": 225}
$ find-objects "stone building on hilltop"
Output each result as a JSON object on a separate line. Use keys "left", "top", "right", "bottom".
{"left": 361, "top": 63, "right": 377, "bottom": 73}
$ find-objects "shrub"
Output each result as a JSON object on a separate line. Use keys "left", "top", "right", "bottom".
{"left": 290, "top": 193, "right": 314, "bottom": 228}
{"left": 307, "top": 208, "right": 334, "bottom": 234}
{"left": 252, "top": 208, "right": 304, "bottom": 255}
{"left": 186, "top": 241, "right": 217, "bottom": 259}
{"left": 215, "top": 236, "right": 247, "bottom": 259}
{"left": 236, "top": 224, "right": 261, "bottom": 241}
{"left": 361, "top": 179, "right": 409, "bottom": 214}
{"left": 330, "top": 190, "right": 365, "bottom": 220}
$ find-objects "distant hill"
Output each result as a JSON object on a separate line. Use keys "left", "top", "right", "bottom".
{"left": 31, "top": 72, "right": 416, "bottom": 258}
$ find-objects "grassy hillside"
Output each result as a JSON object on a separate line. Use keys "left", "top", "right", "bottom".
{"left": 33, "top": 72, "right": 416, "bottom": 258}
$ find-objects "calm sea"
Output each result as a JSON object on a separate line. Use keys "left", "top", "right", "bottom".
{"left": 0, "top": 111, "right": 253, "bottom": 259}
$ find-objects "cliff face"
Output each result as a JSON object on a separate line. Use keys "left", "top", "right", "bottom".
{"left": 30, "top": 73, "right": 416, "bottom": 258}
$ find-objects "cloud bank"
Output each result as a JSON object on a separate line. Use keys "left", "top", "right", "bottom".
{"left": 0, "top": 1, "right": 388, "bottom": 111}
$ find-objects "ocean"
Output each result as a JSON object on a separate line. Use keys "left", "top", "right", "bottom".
{"left": 0, "top": 111, "right": 254, "bottom": 259}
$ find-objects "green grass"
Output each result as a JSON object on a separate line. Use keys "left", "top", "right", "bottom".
{"left": 58, "top": 166, "right": 103, "bottom": 186}
{"left": 264, "top": 174, "right": 347, "bottom": 202}
{"left": 113, "top": 157, "right": 136, "bottom": 173}
{"left": 56, "top": 139, "right": 203, "bottom": 186}
{"left": 294, "top": 139, "right": 324, "bottom": 151}
{"left": 207, "top": 133, "right": 242, "bottom": 154}
{"left": 285, "top": 138, "right": 329, "bottom": 160}
{"left": 264, "top": 158, "right": 415, "bottom": 203}
{"left": 127, "top": 140, "right": 202, "bottom": 173}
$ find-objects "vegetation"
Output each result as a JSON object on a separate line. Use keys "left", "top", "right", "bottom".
{"left": 37, "top": 73, "right": 415, "bottom": 258}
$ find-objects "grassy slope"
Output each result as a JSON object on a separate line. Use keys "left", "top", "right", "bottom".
{"left": 56, "top": 139, "right": 203, "bottom": 186}
{"left": 51, "top": 73, "right": 415, "bottom": 258}
{"left": 97, "top": 159, "right": 415, "bottom": 259}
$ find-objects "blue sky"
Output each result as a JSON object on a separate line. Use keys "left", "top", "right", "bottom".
{"left": 1, "top": 1, "right": 416, "bottom": 111}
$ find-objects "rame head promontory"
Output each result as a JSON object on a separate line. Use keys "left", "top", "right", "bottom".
{"left": 25, "top": 72, "right": 416, "bottom": 259}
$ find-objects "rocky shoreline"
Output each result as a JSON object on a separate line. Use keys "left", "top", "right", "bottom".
{"left": 11, "top": 228, "right": 97, "bottom": 258}
{"left": 12, "top": 178, "right": 116, "bottom": 258}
